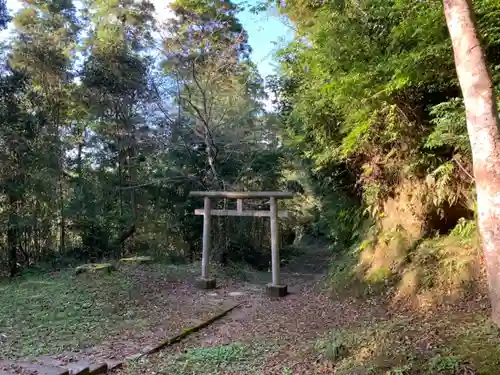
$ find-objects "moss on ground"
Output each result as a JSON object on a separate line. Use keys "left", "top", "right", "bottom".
{"left": 2, "top": 237, "right": 497, "bottom": 375}
{"left": 118, "top": 311, "right": 500, "bottom": 375}
{"left": 74, "top": 263, "right": 115, "bottom": 274}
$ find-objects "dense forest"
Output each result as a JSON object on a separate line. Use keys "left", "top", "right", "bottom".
{"left": 0, "top": 0, "right": 499, "bottom": 315}
{"left": 0, "top": 0, "right": 288, "bottom": 275}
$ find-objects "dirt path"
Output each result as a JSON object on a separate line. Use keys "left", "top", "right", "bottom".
{"left": 110, "top": 241, "right": 495, "bottom": 375}
{"left": 111, "top": 240, "right": 391, "bottom": 375}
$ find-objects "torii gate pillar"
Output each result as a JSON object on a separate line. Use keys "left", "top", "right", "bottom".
{"left": 189, "top": 191, "right": 295, "bottom": 297}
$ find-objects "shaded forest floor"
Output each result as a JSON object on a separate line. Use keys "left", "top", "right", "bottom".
{"left": 1, "top": 241, "right": 499, "bottom": 374}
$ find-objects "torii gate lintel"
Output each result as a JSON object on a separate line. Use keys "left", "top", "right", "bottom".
{"left": 189, "top": 191, "right": 295, "bottom": 297}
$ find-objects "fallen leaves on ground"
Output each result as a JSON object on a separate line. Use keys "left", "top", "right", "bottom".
{"left": 2, "top": 249, "right": 498, "bottom": 375}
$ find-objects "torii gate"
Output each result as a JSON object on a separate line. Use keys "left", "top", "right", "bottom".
{"left": 189, "top": 191, "right": 295, "bottom": 297}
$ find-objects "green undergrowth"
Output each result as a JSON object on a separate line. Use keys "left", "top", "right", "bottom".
{"left": 123, "top": 342, "right": 277, "bottom": 375}
{"left": 313, "top": 311, "right": 500, "bottom": 374}
{"left": 328, "top": 218, "right": 482, "bottom": 306}
{"left": 0, "top": 262, "right": 202, "bottom": 359}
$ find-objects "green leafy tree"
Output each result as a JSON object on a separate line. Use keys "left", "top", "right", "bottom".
{"left": 1, "top": 0, "right": 80, "bottom": 272}
{"left": 0, "top": 70, "right": 36, "bottom": 276}
{"left": 80, "top": 0, "right": 156, "bottom": 254}
{"left": 273, "top": 0, "right": 500, "bottom": 221}
{"left": 154, "top": 0, "right": 289, "bottom": 264}
{"left": 161, "top": 0, "right": 269, "bottom": 189}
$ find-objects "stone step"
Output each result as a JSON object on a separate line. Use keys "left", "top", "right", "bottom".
{"left": 67, "top": 365, "right": 90, "bottom": 375}
{"left": 40, "top": 352, "right": 124, "bottom": 375}
{"left": 0, "top": 361, "right": 69, "bottom": 375}
{"left": 104, "top": 359, "right": 122, "bottom": 372}
{"left": 1, "top": 356, "right": 116, "bottom": 375}
{"left": 89, "top": 363, "right": 108, "bottom": 375}
{"left": 35, "top": 356, "right": 90, "bottom": 375}
{"left": 86, "top": 358, "right": 122, "bottom": 374}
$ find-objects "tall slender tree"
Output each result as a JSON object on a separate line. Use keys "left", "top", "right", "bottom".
{"left": 81, "top": 0, "right": 156, "bottom": 252}
{"left": 443, "top": 0, "right": 500, "bottom": 325}
{"left": 7, "top": 0, "right": 79, "bottom": 258}
{"left": 161, "top": 0, "right": 266, "bottom": 189}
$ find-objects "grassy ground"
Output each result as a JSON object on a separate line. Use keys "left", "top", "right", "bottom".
{"left": 0, "top": 263, "right": 204, "bottom": 359}
{"left": 1, "top": 268, "right": 136, "bottom": 358}
{"left": 122, "top": 342, "right": 279, "bottom": 375}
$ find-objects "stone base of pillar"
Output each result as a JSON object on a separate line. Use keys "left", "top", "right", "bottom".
{"left": 266, "top": 283, "right": 288, "bottom": 298}
{"left": 196, "top": 277, "right": 216, "bottom": 290}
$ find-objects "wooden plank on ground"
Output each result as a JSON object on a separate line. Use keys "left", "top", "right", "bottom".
{"left": 134, "top": 302, "right": 245, "bottom": 359}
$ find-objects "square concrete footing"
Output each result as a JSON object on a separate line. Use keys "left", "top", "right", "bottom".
{"left": 266, "top": 283, "right": 288, "bottom": 297}
{"left": 196, "top": 277, "right": 216, "bottom": 290}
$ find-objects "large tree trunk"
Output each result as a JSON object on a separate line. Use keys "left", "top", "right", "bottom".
{"left": 443, "top": 0, "right": 500, "bottom": 325}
